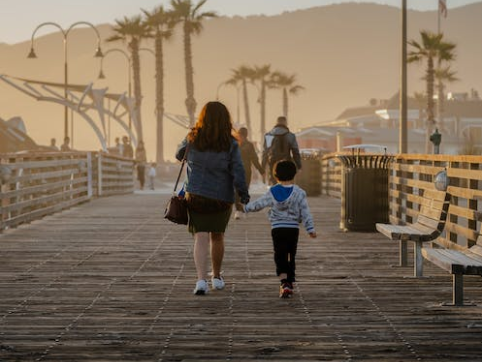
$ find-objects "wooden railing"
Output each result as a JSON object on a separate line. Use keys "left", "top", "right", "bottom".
{"left": 320, "top": 154, "right": 342, "bottom": 198}
{"left": 320, "top": 152, "right": 482, "bottom": 250}
{"left": 389, "top": 154, "right": 482, "bottom": 250}
{"left": 0, "top": 151, "right": 134, "bottom": 231}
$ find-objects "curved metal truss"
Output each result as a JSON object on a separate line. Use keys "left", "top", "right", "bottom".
{"left": 0, "top": 74, "right": 139, "bottom": 151}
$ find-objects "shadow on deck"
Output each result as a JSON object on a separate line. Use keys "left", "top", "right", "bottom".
{"left": 0, "top": 193, "right": 481, "bottom": 361}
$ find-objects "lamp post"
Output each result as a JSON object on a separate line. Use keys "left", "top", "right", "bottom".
{"left": 399, "top": 0, "right": 408, "bottom": 153}
{"left": 28, "top": 21, "right": 103, "bottom": 141}
{"left": 98, "top": 48, "right": 132, "bottom": 130}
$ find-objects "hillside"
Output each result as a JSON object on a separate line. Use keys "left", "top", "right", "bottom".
{"left": 1, "top": 2, "right": 481, "bottom": 160}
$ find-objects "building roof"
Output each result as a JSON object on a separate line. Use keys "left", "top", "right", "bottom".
{"left": 444, "top": 100, "right": 482, "bottom": 118}
{"left": 0, "top": 118, "right": 38, "bottom": 153}
{"left": 336, "top": 105, "right": 379, "bottom": 120}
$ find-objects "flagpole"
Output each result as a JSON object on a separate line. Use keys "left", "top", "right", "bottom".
{"left": 438, "top": 1, "right": 441, "bottom": 34}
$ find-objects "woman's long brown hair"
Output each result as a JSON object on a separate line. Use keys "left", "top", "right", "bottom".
{"left": 187, "top": 101, "right": 234, "bottom": 152}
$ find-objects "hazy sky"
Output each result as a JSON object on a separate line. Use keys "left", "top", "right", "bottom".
{"left": 1, "top": 0, "right": 481, "bottom": 44}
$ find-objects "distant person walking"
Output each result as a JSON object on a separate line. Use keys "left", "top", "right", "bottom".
{"left": 244, "top": 160, "right": 316, "bottom": 298}
{"left": 262, "top": 116, "right": 302, "bottom": 184}
{"left": 60, "top": 137, "right": 71, "bottom": 151}
{"left": 234, "top": 127, "right": 264, "bottom": 219}
{"left": 135, "top": 141, "right": 147, "bottom": 190}
{"left": 147, "top": 162, "right": 156, "bottom": 190}
{"left": 115, "top": 137, "right": 123, "bottom": 155}
{"left": 176, "top": 101, "right": 249, "bottom": 296}
{"left": 122, "top": 136, "right": 133, "bottom": 158}
{"left": 49, "top": 138, "right": 59, "bottom": 151}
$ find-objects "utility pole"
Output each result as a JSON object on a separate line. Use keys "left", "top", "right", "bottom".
{"left": 399, "top": 0, "right": 408, "bottom": 153}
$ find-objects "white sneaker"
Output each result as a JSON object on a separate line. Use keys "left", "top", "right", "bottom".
{"left": 193, "top": 279, "right": 209, "bottom": 295}
{"left": 211, "top": 276, "right": 225, "bottom": 290}
{"left": 234, "top": 211, "right": 241, "bottom": 220}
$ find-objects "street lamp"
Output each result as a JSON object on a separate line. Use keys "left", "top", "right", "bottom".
{"left": 28, "top": 21, "right": 103, "bottom": 141}
{"left": 399, "top": 0, "right": 408, "bottom": 153}
{"left": 99, "top": 48, "right": 154, "bottom": 130}
{"left": 98, "top": 48, "right": 132, "bottom": 126}
{"left": 98, "top": 47, "right": 156, "bottom": 153}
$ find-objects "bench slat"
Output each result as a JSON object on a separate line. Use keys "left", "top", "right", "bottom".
{"left": 422, "top": 248, "right": 482, "bottom": 275}
{"left": 416, "top": 214, "right": 446, "bottom": 230}
{"left": 376, "top": 222, "right": 442, "bottom": 241}
{"left": 470, "top": 245, "right": 482, "bottom": 257}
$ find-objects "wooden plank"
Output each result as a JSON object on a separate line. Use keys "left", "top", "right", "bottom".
{"left": 3, "top": 194, "right": 482, "bottom": 361}
{"left": 447, "top": 167, "right": 482, "bottom": 181}
{"left": 448, "top": 204, "right": 479, "bottom": 221}
{"left": 446, "top": 186, "right": 482, "bottom": 200}
{"left": 391, "top": 163, "right": 444, "bottom": 175}
{"left": 444, "top": 221, "right": 478, "bottom": 241}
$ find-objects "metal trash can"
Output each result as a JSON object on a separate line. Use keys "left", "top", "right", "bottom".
{"left": 337, "top": 154, "right": 393, "bottom": 231}
{"left": 297, "top": 150, "right": 323, "bottom": 196}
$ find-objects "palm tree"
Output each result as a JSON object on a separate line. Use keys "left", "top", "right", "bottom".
{"left": 413, "top": 91, "right": 427, "bottom": 129}
{"left": 142, "top": 6, "right": 177, "bottom": 163}
{"left": 434, "top": 66, "right": 458, "bottom": 131}
{"left": 107, "top": 16, "right": 150, "bottom": 142}
{"left": 251, "top": 64, "right": 272, "bottom": 136}
{"left": 270, "top": 71, "right": 305, "bottom": 118}
{"left": 408, "top": 30, "right": 456, "bottom": 152}
{"left": 171, "top": 0, "right": 217, "bottom": 126}
{"left": 226, "top": 65, "right": 254, "bottom": 134}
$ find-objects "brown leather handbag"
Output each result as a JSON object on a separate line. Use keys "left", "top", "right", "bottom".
{"left": 164, "top": 146, "right": 189, "bottom": 225}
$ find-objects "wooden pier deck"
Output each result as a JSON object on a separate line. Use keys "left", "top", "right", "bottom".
{"left": 1, "top": 192, "right": 481, "bottom": 361}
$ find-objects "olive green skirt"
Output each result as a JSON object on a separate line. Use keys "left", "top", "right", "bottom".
{"left": 186, "top": 193, "right": 233, "bottom": 234}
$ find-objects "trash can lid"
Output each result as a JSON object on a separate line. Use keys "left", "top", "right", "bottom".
{"left": 343, "top": 144, "right": 387, "bottom": 152}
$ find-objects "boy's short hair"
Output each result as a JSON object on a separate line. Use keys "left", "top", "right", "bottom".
{"left": 274, "top": 160, "right": 297, "bottom": 181}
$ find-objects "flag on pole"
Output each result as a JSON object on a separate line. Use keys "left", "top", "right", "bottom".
{"left": 439, "top": 0, "right": 448, "bottom": 18}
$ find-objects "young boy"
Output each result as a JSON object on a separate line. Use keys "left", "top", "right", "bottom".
{"left": 244, "top": 160, "right": 316, "bottom": 298}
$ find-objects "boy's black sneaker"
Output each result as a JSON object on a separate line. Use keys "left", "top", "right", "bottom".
{"left": 279, "top": 281, "right": 293, "bottom": 298}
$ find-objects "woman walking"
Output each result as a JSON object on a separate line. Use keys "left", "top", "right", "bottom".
{"left": 176, "top": 101, "right": 250, "bottom": 295}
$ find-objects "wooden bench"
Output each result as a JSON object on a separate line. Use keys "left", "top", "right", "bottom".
{"left": 376, "top": 189, "right": 451, "bottom": 277}
{"left": 422, "top": 207, "right": 482, "bottom": 306}
{"left": 422, "top": 242, "right": 482, "bottom": 306}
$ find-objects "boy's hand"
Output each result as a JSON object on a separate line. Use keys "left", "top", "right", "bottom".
{"left": 309, "top": 232, "right": 317, "bottom": 238}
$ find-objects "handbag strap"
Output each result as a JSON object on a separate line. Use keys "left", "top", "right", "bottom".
{"left": 173, "top": 143, "right": 189, "bottom": 193}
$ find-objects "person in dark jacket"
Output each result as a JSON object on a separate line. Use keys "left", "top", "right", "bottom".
{"left": 262, "top": 116, "right": 302, "bottom": 184}
{"left": 135, "top": 140, "right": 147, "bottom": 190}
{"left": 176, "top": 101, "right": 249, "bottom": 296}
{"left": 234, "top": 127, "right": 264, "bottom": 219}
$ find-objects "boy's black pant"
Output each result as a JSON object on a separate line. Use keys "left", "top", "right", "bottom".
{"left": 271, "top": 228, "right": 299, "bottom": 283}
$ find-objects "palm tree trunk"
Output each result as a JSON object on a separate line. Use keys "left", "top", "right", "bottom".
{"left": 260, "top": 80, "right": 266, "bottom": 136}
{"left": 437, "top": 80, "right": 444, "bottom": 132}
{"left": 283, "top": 88, "right": 288, "bottom": 117}
{"left": 183, "top": 21, "right": 197, "bottom": 126}
{"left": 155, "top": 31, "right": 164, "bottom": 163}
{"left": 426, "top": 56, "right": 435, "bottom": 153}
{"left": 242, "top": 79, "right": 251, "bottom": 135}
{"left": 130, "top": 38, "right": 143, "bottom": 142}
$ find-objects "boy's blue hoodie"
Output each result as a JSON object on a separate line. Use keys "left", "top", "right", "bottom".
{"left": 244, "top": 184, "right": 315, "bottom": 233}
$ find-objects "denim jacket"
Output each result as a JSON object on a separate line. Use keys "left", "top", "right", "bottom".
{"left": 175, "top": 138, "right": 250, "bottom": 204}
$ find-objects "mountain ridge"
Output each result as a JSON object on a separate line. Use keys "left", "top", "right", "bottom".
{"left": 1, "top": 2, "right": 481, "bottom": 159}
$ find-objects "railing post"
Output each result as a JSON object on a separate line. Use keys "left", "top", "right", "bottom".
{"left": 97, "top": 153, "right": 103, "bottom": 197}
{"left": 399, "top": 238, "right": 408, "bottom": 267}
{"left": 414, "top": 241, "right": 423, "bottom": 277}
{"left": 340, "top": 166, "right": 346, "bottom": 230}
{"left": 453, "top": 274, "right": 463, "bottom": 306}
{"left": 87, "top": 152, "right": 93, "bottom": 198}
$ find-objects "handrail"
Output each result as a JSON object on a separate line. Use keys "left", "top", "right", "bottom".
{"left": 0, "top": 151, "right": 134, "bottom": 231}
